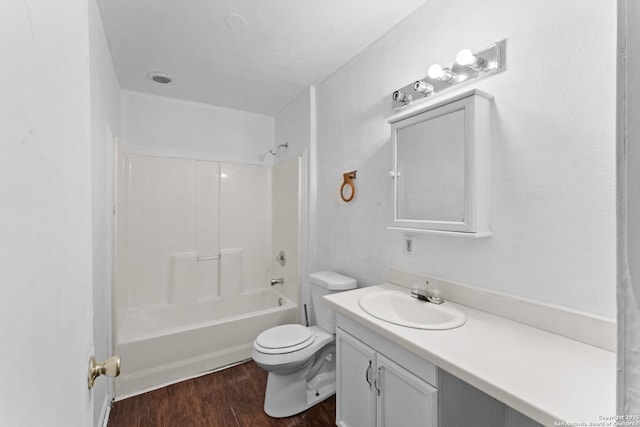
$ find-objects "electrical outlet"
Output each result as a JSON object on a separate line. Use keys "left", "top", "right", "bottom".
{"left": 404, "top": 236, "right": 413, "bottom": 256}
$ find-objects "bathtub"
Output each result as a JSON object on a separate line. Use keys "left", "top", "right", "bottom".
{"left": 114, "top": 288, "right": 298, "bottom": 397}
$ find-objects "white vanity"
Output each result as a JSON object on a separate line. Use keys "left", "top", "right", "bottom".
{"left": 325, "top": 269, "right": 616, "bottom": 427}
{"left": 337, "top": 316, "right": 439, "bottom": 427}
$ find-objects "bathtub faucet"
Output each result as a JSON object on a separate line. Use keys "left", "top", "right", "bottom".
{"left": 270, "top": 278, "right": 284, "bottom": 286}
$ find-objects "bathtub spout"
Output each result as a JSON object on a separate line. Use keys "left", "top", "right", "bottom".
{"left": 270, "top": 278, "right": 284, "bottom": 286}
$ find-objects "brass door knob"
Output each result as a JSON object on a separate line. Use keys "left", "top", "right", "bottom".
{"left": 88, "top": 355, "right": 120, "bottom": 389}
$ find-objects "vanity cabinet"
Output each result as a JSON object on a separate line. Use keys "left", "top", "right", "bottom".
{"left": 375, "top": 353, "right": 438, "bottom": 427}
{"left": 336, "top": 329, "right": 376, "bottom": 427}
{"left": 336, "top": 322, "right": 438, "bottom": 427}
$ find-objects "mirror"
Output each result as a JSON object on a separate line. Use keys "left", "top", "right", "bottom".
{"left": 389, "top": 90, "right": 491, "bottom": 236}
{"left": 396, "top": 108, "right": 466, "bottom": 222}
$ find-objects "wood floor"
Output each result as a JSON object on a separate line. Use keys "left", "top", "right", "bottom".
{"left": 107, "top": 361, "right": 336, "bottom": 427}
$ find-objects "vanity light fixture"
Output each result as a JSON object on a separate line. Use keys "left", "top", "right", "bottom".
{"left": 427, "top": 64, "right": 458, "bottom": 83}
{"left": 391, "top": 39, "right": 506, "bottom": 110}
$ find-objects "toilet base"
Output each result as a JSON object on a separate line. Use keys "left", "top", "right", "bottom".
{"left": 264, "top": 369, "right": 335, "bottom": 418}
{"left": 263, "top": 344, "right": 336, "bottom": 418}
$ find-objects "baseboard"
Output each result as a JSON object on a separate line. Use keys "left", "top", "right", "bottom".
{"left": 114, "top": 344, "right": 253, "bottom": 399}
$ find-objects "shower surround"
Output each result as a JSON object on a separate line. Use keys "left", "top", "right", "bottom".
{"left": 114, "top": 149, "right": 300, "bottom": 396}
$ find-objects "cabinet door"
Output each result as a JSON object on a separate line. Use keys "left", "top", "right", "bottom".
{"left": 336, "top": 329, "right": 377, "bottom": 427}
{"left": 375, "top": 354, "right": 438, "bottom": 427}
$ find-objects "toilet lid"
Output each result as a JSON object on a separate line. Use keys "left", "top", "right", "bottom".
{"left": 255, "top": 324, "right": 314, "bottom": 354}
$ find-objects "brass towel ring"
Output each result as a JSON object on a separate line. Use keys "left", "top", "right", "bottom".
{"left": 340, "top": 171, "right": 357, "bottom": 202}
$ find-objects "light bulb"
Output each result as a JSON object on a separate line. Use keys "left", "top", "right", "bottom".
{"left": 456, "top": 48, "right": 487, "bottom": 70}
{"left": 428, "top": 64, "right": 445, "bottom": 79}
{"left": 428, "top": 64, "right": 457, "bottom": 83}
{"left": 456, "top": 49, "right": 474, "bottom": 66}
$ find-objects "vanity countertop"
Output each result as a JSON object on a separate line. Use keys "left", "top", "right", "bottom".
{"left": 324, "top": 283, "right": 616, "bottom": 427}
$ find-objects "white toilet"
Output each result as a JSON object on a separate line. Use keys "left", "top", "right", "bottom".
{"left": 252, "top": 271, "right": 357, "bottom": 418}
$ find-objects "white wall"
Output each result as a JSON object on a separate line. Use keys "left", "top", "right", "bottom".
{"left": 313, "top": 0, "right": 616, "bottom": 318}
{"left": 0, "top": 1, "right": 94, "bottom": 426}
{"left": 274, "top": 89, "right": 312, "bottom": 163}
{"left": 89, "top": 0, "right": 122, "bottom": 423}
{"left": 121, "top": 90, "right": 274, "bottom": 164}
{"left": 274, "top": 89, "right": 313, "bottom": 320}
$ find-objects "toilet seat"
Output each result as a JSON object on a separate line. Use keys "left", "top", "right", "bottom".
{"left": 254, "top": 324, "right": 315, "bottom": 355}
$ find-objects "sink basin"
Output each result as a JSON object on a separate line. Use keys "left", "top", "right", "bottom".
{"left": 358, "top": 289, "right": 466, "bottom": 330}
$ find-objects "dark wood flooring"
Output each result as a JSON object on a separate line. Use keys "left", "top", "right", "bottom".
{"left": 108, "top": 360, "right": 336, "bottom": 427}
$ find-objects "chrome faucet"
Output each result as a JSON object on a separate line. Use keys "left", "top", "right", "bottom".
{"left": 270, "top": 278, "right": 284, "bottom": 286}
{"left": 411, "top": 281, "right": 444, "bottom": 304}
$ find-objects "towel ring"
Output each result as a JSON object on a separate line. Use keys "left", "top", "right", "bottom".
{"left": 340, "top": 171, "right": 357, "bottom": 203}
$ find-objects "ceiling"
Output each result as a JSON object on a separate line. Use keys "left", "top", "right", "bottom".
{"left": 97, "top": 0, "right": 427, "bottom": 116}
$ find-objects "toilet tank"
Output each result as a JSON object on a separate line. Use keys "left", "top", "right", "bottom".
{"left": 309, "top": 271, "right": 357, "bottom": 333}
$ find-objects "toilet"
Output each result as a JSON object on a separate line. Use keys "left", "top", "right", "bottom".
{"left": 252, "top": 271, "right": 357, "bottom": 418}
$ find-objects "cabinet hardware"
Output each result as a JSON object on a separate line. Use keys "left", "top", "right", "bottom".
{"left": 374, "top": 367, "right": 382, "bottom": 396}
{"left": 365, "top": 360, "right": 372, "bottom": 388}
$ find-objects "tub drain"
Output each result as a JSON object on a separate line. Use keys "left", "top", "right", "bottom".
{"left": 278, "top": 297, "right": 283, "bottom": 306}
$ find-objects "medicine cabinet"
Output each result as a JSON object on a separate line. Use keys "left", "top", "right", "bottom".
{"left": 388, "top": 89, "right": 492, "bottom": 236}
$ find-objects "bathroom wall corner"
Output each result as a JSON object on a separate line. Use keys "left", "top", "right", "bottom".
{"left": 274, "top": 87, "right": 315, "bottom": 323}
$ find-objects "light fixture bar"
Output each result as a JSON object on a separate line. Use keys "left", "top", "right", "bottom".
{"left": 391, "top": 39, "right": 506, "bottom": 110}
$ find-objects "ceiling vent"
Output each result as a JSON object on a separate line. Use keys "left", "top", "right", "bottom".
{"left": 147, "top": 72, "right": 173, "bottom": 84}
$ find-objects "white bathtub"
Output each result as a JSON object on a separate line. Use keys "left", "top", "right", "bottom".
{"left": 115, "top": 288, "right": 298, "bottom": 397}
